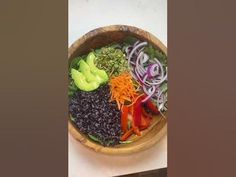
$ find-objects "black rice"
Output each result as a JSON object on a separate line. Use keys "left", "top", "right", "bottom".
{"left": 69, "top": 84, "right": 122, "bottom": 146}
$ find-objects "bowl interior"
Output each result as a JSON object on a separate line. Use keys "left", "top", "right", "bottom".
{"left": 68, "top": 25, "right": 167, "bottom": 155}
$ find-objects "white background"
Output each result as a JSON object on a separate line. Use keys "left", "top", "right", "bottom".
{"left": 69, "top": 0, "right": 167, "bottom": 177}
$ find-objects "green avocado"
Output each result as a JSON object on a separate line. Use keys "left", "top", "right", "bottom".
{"left": 71, "top": 68, "right": 99, "bottom": 91}
{"left": 86, "top": 52, "right": 109, "bottom": 83}
{"left": 78, "top": 60, "right": 102, "bottom": 83}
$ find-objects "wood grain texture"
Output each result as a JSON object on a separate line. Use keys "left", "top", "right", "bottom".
{"left": 68, "top": 25, "right": 167, "bottom": 155}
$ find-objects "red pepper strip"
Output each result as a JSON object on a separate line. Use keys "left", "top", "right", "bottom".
{"left": 129, "top": 104, "right": 133, "bottom": 115}
{"left": 139, "top": 114, "right": 152, "bottom": 130}
{"left": 130, "top": 116, "right": 141, "bottom": 136}
{"left": 120, "top": 129, "right": 133, "bottom": 141}
{"left": 140, "top": 114, "right": 148, "bottom": 127}
{"left": 133, "top": 95, "right": 146, "bottom": 127}
{"left": 145, "top": 100, "right": 160, "bottom": 114}
{"left": 139, "top": 125, "right": 148, "bottom": 131}
{"left": 133, "top": 103, "right": 142, "bottom": 127}
{"left": 139, "top": 126, "right": 148, "bottom": 131}
{"left": 141, "top": 107, "right": 153, "bottom": 118}
{"left": 121, "top": 105, "right": 129, "bottom": 133}
{"left": 133, "top": 126, "right": 141, "bottom": 136}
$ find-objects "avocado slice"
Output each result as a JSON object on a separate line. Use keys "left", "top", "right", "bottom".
{"left": 86, "top": 52, "right": 109, "bottom": 83}
{"left": 71, "top": 68, "right": 99, "bottom": 91}
{"left": 78, "top": 60, "right": 103, "bottom": 83}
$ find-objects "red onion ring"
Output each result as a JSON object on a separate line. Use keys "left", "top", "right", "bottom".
{"left": 141, "top": 53, "right": 149, "bottom": 64}
{"left": 142, "top": 85, "right": 156, "bottom": 103}
{"left": 125, "top": 46, "right": 132, "bottom": 56}
{"left": 136, "top": 65, "right": 145, "bottom": 77}
{"left": 133, "top": 40, "right": 140, "bottom": 47}
{"left": 134, "top": 68, "right": 145, "bottom": 84}
{"left": 154, "top": 58, "right": 164, "bottom": 77}
{"left": 125, "top": 41, "right": 167, "bottom": 113}
{"left": 136, "top": 51, "right": 144, "bottom": 67}
{"left": 128, "top": 42, "right": 148, "bottom": 69}
{"left": 147, "top": 64, "right": 159, "bottom": 78}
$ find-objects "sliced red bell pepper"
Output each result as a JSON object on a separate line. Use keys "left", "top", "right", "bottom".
{"left": 133, "top": 95, "right": 146, "bottom": 127}
{"left": 145, "top": 100, "right": 160, "bottom": 114}
{"left": 140, "top": 114, "right": 152, "bottom": 130}
{"left": 140, "top": 114, "right": 148, "bottom": 127}
{"left": 120, "top": 129, "right": 133, "bottom": 141}
{"left": 141, "top": 107, "right": 153, "bottom": 118}
{"left": 132, "top": 126, "right": 141, "bottom": 136}
{"left": 121, "top": 105, "right": 129, "bottom": 133}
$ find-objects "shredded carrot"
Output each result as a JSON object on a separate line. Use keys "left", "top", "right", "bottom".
{"left": 109, "top": 72, "right": 138, "bottom": 109}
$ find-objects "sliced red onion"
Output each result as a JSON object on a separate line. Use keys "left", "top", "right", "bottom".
{"left": 136, "top": 52, "right": 149, "bottom": 69}
{"left": 143, "top": 79, "right": 162, "bottom": 86}
{"left": 156, "top": 88, "right": 161, "bottom": 96}
{"left": 139, "top": 64, "right": 146, "bottom": 73}
{"left": 142, "top": 85, "right": 156, "bottom": 103}
{"left": 130, "top": 70, "right": 138, "bottom": 80}
{"left": 136, "top": 65, "right": 145, "bottom": 77}
{"left": 127, "top": 52, "right": 136, "bottom": 67}
{"left": 135, "top": 52, "right": 147, "bottom": 77}
{"left": 128, "top": 42, "right": 148, "bottom": 69}
{"left": 154, "top": 58, "right": 164, "bottom": 78}
{"left": 163, "top": 93, "right": 168, "bottom": 111}
{"left": 125, "top": 46, "right": 132, "bottom": 56}
{"left": 147, "top": 66, "right": 152, "bottom": 78}
{"left": 130, "top": 61, "right": 135, "bottom": 65}
{"left": 156, "top": 90, "right": 164, "bottom": 110}
{"left": 165, "top": 67, "right": 168, "bottom": 81}
{"left": 142, "top": 84, "right": 150, "bottom": 95}
{"left": 134, "top": 68, "right": 145, "bottom": 84}
{"left": 156, "top": 89, "right": 168, "bottom": 113}
{"left": 150, "top": 64, "right": 159, "bottom": 76}
{"left": 145, "top": 73, "right": 167, "bottom": 86}
{"left": 133, "top": 40, "right": 140, "bottom": 47}
{"left": 136, "top": 51, "right": 147, "bottom": 75}
{"left": 138, "top": 47, "right": 145, "bottom": 53}
{"left": 124, "top": 41, "right": 167, "bottom": 113}
{"left": 142, "top": 74, "right": 148, "bottom": 83}
{"left": 136, "top": 51, "right": 144, "bottom": 66}
{"left": 147, "top": 64, "right": 159, "bottom": 78}
{"left": 141, "top": 53, "right": 149, "bottom": 64}
{"left": 134, "top": 48, "right": 144, "bottom": 57}
{"left": 137, "top": 56, "right": 166, "bottom": 86}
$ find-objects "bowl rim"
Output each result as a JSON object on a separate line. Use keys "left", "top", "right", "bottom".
{"left": 68, "top": 25, "right": 167, "bottom": 155}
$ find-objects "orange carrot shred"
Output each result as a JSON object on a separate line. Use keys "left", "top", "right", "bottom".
{"left": 109, "top": 72, "right": 138, "bottom": 109}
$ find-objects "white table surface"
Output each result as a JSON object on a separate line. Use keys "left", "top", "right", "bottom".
{"left": 68, "top": 0, "right": 167, "bottom": 177}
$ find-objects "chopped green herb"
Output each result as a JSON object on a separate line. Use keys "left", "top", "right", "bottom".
{"left": 144, "top": 45, "right": 167, "bottom": 67}
{"left": 123, "top": 36, "right": 138, "bottom": 45}
{"left": 68, "top": 81, "right": 78, "bottom": 97}
{"left": 108, "top": 43, "right": 122, "bottom": 49}
{"left": 160, "top": 82, "right": 167, "bottom": 93}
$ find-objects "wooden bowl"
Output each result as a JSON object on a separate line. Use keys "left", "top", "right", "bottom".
{"left": 68, "top": 25, "right": 167, "bottom": 155}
